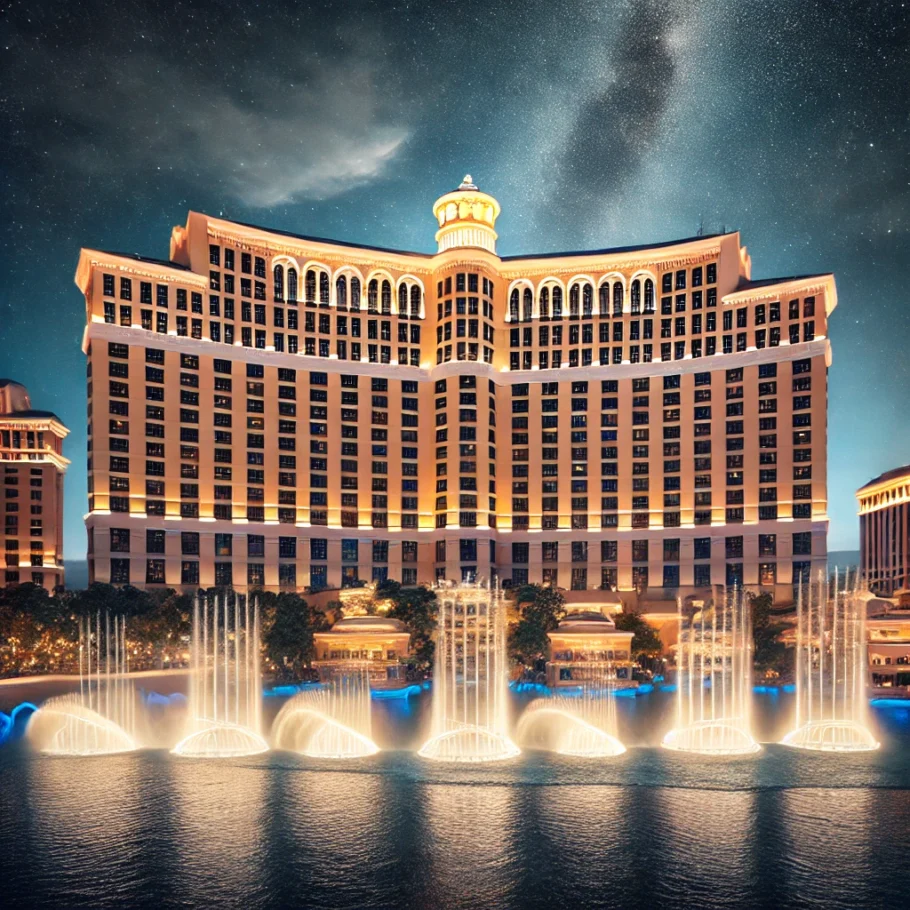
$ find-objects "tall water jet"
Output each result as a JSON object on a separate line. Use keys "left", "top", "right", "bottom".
{"left": 663, "top": 586, "right": 760, "bottom": 755}
{"left": 28, "top": 611, "right": 139, "bottom": 755}
{"left": 418, "top": 581, "right": 519, "bottom": 763}
{"left": 172, "top": 592, "right": 269, "bottom": 758}
{"left": 517, "top": 667, "right": 626, "bottom": 757}
{"left": 780, "top": 570, "right": 879, "bottom": 752}
{"left": 272, "top": 665, "right": 379, "bottom": 758}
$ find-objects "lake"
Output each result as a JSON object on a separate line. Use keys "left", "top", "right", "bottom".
{"left": 1, "top": 690, "right": 909, "bottom": 909}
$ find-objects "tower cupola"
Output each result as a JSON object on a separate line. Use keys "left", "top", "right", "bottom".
{"left": 432, "top": 175, "right": 501, "bottom": 254}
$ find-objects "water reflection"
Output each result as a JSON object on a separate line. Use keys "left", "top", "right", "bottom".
{"left": 23, "top": 753, "right": 151, "bottom": 908}
{"left": 270, "top": 760, "right": 401, "bottom": 908}
{"left": 649, "top": 786, "right": 757, "bottom": 908}
{"left": 775, "top": 788, "right": 882, "bottom": 907}
{"left": 419, "top": 782, "right": 518, "bottom": 909}
{"left": 168, "top": 755, "right": 269, "bottom": 906}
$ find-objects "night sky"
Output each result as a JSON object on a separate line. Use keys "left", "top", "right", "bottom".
{"left": 1, "top": 0, "right": 908, "bottom": 562}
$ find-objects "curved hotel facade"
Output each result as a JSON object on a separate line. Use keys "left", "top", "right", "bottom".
{"left": 76, "top": 177, "right": 833, "bottom": 605}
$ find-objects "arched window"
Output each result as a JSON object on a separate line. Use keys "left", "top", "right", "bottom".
{"left": 273, "top": 265, "right": 284, "bottom": 301}
{"left": 399, "top": 284, "right": 408, "bottom": 315}
{"left": 305, "top": 270, "right": 316, "bottom": 304}
{"left": 381, "top": 280, "right": 392, "bottom": 314}
{"left": 569, "top": 283, "right": 580, "bottom": 317}
{"left": 319, "top": 272, "right": 330, "bottom": 306}
{"left": 644, "top": 278, "right": 654, "bottom": 314}
{"left": 287, "top": 267, "right": 298, "bottom": 303}
{"left": 368, "top": 279, "right": 378, "bottom": 312}
{"left": 599, "top": 283, "right": 610, "bottom": 317}
{"left": 336, "top": 275, "right": 347, "bottom": 310}
{"left": 612, "top": 283, "right": 623, "bottom": 316}
{"left": 552, "top": 286, "right": 563, "bottom": 318}
{"left": 582, "top": 283, "right": 593, "bottom": 317}
{"left": 350, "top": 277, "right": 361, "bottom": 311}
{"left": 539, "top": 287, "right": 549, "bottom": 319}
{"left": 509, "top": 288, "right": 520, "bottom": 321}
{"left": 410, "top": 285, "right": 421, "bottom": 317}
{"left": 523, "top": 288, "right": 533, "bottom": 321}
{"left": 631, "top": 279, "right": 641, "bottom": 315}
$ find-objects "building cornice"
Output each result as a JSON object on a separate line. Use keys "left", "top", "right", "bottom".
{"left": 499, "top": 235, "right": 729, "bottom": 280}
{"left": 0, "top": 416, "right": 70, "bottom": 438}
{"left": 203, "top": 217, "right": 435, "bottom": 276}
{"left": 856, "top": 470, "right": 910, "bottom": 514}
{"left": 722, "top": 274, "right": 837, "bottom": 316}
{"left": 75, "top": 249, "right": 207, "bottom": 294}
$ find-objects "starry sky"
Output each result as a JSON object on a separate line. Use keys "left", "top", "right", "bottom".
{"left": 1, "top": 0, "right": 908, "bottom": 564}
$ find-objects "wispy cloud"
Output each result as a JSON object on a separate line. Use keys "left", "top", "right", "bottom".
{"left": 5, "top": 9, "right": 410, "bottom": 207}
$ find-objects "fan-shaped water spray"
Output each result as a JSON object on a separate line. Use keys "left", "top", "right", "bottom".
{"left": 28, "top": 610, "right": 139, "bottom": 755}
{"left": 172, "top": 593, "right": 268, "bottom": 758}
{"left": 272, "top": 665, "right": 379, "bottom": 758}
{"left": 517, "top": 670, "right": 626, "bottom": 758}
{"left": 780, "top": 570, "right": 879, "bottom": 752}
{"left": 418, "top": 581, "right": 519, "bottom": 763}
{"left": 663, "top": 586, "right": 759, "bottom": 755}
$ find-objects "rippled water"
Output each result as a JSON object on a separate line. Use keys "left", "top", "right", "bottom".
{"left": 2, "top": 693, "right": 909, "bottom": 909}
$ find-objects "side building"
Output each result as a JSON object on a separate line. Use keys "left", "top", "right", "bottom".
{"left": 0, "top": 380, "right": 70, "bottom": 590}
{"left": 857, "top": 465, "right": 910, "bottom": 596}
{"left": 75, "top": 177, "right": 832, "bottom": 606}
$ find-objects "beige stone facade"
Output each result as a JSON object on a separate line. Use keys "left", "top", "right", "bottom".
{"left": 0, "top": 380, "right": 70, "bottom": 590}
{"left": 857, "top": 465, "right": 910, "bottom": 595}
{"left": 75, "top": 177, "right": 832, "bottom": 604}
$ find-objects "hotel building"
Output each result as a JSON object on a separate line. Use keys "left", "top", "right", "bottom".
{"left": 1, "top": 380, "right": 70, "bottom": 590}
{"left": 75, "top": 177, "right": 833, "bottom": 605}
{"left": 857, "top": 464, "right": 910, "bottom": 596}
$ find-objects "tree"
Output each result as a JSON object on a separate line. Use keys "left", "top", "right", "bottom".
{"left": 750, "top": 591, "right": 789, "bottom": 676}
{"left": 613, "top": 610, "right": 663, "bottom": 660}
{"left": 261, "top": 592, "right": 325, "bottom": 680}
{"left": 507, "top": 584, "right": 566, "bottom": 666}
{"left": 386, "top": 584, "right": 438, "bottom": 668}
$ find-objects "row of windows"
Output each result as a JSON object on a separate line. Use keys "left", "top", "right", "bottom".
{"left": 103, "top": 528, "right": 813, "bottom": 562}
{"left": 506, "top": 325, "right": 817, "bottom": 370}
{"left": 102, "top": 557, "right": 812, "bottom": 590}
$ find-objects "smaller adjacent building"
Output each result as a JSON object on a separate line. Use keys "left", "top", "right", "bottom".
{"left": 857, "top": 465, "right": 910, "bottom": 596}
{"left": 867, "top": 602, "right": 910, "bottom": 693}
{"left": 312, "top": 616, "right": 412, "bottom": 687}
{"left": 0, "top": 381, "right": 70, "bottom": 591}
{"left": 546, "top": 608, "right": 634, "bottom": 689}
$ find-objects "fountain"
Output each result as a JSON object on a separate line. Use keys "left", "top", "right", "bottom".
{"left": 780, "top": 570, "right": 879, "bottom": 752}
{"left": 28, "top": 611, "right": 139, "bottom": 755}
{"left": 516, "top": 668, "right": 626, "bottom": 757}
{"left": 663, "top": 586, "right": 760, "bottom": 755}
{"left": 418, "top": 581, "right": 520, "bottom": 763}
{"left": 172, "top": 593, "right": 269, "bottom": 758}
{"left": 272, "top": 665, "right": 379, "bottom": 758}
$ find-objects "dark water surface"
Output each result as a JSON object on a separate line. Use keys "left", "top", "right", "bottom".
{"left": 2, "top": 693, "right": 909, "bottom": 909}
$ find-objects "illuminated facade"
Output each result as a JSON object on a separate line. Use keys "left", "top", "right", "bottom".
{"left": 76, "top": 176, "right": 833, "bottom": 604}
{"left": 0, "top": 380, "right": 70, "bottom": 590}
{"left": 545, "top": 609, "right": 634, "bottom": 688}
{"left": 312, "top": 616, "right": 411, "bottom": 686}
{"left": 857, "top": 465, "right": 910, "bottom": 595}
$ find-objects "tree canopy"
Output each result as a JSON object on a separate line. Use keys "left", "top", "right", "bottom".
{"left": 507, "top": 583, "right": 566, "bottom": 666}
{"left": 613, "top": 610, "right": 663, "bottom": 659}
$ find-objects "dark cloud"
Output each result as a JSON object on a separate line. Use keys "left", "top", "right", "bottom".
{"left": 3, "top": 1, "right": 410, "bottom": 208}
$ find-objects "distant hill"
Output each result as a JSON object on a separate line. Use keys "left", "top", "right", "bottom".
{"left": 828, "top": 550, "right": 860, "bottom": 570}
{"left": 63, "top": 560, "right": 89, "bottom": 590}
